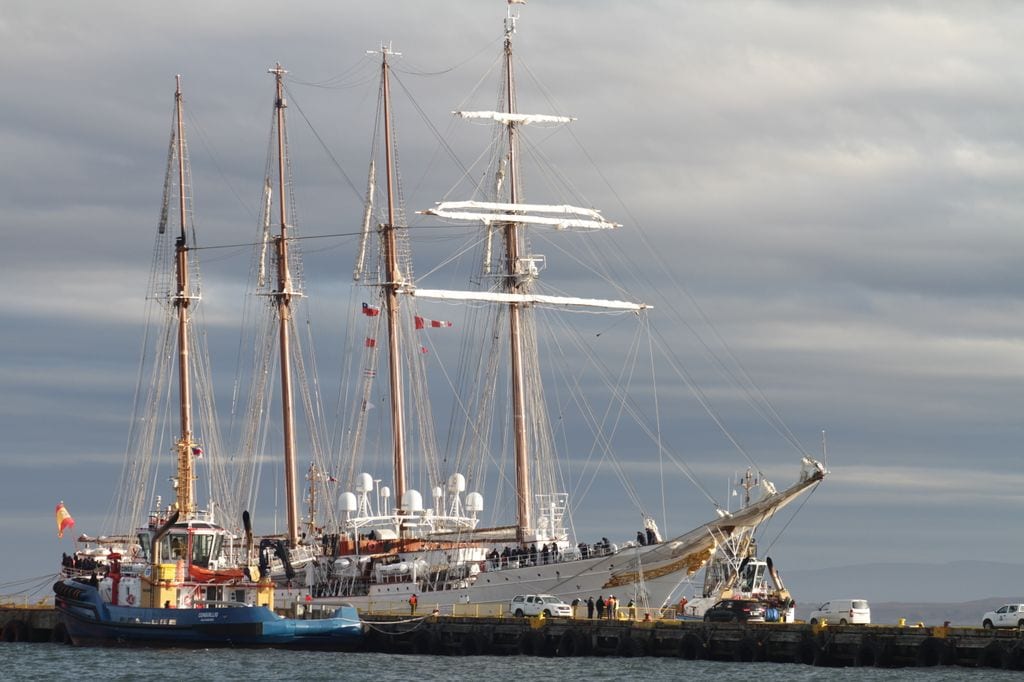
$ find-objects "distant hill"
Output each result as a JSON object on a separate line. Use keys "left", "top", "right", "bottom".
{"left": 869, "top": 598, "right": 1024, "bottom": 627}
{"left": 777, "top": 559, "right": 1024, "bottom": 626}
{"left": 780, "top": 559, "right": 1023, "bottom": 603}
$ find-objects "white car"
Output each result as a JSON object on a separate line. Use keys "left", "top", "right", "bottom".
{"left": 807, "top": 599, "right": 871, "bottom": 625}
{"left": 509, "top": 594, "right": 573, "bottom": 618}
{"left": 982, "top": 603, "right": 1024, "bottom": 629}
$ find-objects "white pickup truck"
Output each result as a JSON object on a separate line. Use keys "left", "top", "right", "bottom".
{"left": 982, "top": 604, "right": 1024, "bottom": 629}
{"left": 508, "top": 594, "right": 573, "bottom": 618}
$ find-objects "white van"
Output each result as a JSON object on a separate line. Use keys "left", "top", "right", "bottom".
{"left": 807, "top": 599, "right": 871, "bottom": 625}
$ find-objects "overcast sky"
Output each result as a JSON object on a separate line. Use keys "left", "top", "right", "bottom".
{"left": 3, "top": 1, "right": 1024, "bottom": 597}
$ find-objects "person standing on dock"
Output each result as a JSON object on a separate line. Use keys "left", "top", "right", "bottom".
{"left": 587, "top": 596, "right": 595, "bottom": 619}
{"left": 596, "top": 595, "right": 605, "bottom": 618}
{"left": 409, "top": 594, "right": 418, "bottom": 615}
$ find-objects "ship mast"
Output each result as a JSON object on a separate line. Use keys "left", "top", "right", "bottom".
{"left": 269, "top": 63, "right": 300, "bottom": 547}
{"left": 501, "top": 14, "right": 532, "bottom": 544}
{"left": 379, "top": 48, "right": 408, "bottom": 517}
{"left": 172, "top": 75, "right": 197, "bottom": 519}
{"left": 417, "top": 8, "right": 635, "bottom": 541}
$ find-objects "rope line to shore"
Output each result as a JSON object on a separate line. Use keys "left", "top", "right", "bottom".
{"left": 0, "top": 574, "right": 60, "bottom": 605}
{"left": 362, "top": 613, "right": 437, "bottom": 636}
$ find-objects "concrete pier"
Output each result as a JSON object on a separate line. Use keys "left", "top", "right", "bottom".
{"left": 0, "top": 604, "right": 61, "bottom": 643}
{"left": 6, "top": 603, "right": 1024, "bottom": 668}
{"left": 359, "top": 614, "right": 1024, "bottom": 668}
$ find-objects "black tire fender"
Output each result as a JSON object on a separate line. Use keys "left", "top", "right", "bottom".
{"left": 734, "top": 636, "right": 760, "bottom": 662}
{"left": 1002, "top": 642, "right": 1024, "bottom": 671}
{"left": 795, "top": 636, "right": 817, "bottom": 665}
{"left": 979, "top": 641, "right": 1004, "bottom": 669}
{"left": 460, "top": 632, "right": 485, "bottom": 656}
{"left": 615, "top": 635, "right": 646, "bottom": 657}
{"left": 678, "top": 632, "right": 705, "bottom": 660}
{"left": 854, "top": 639, "right": 891, "bottom": 667}
{"left": 556, "top": 629, "right": 579, "bottom": 657}
{"left": 49, "top": 622, "right": 70, "bottom": 645}
{"left": 412, "top": 628, "right": 438, "bottom": 655}
{"left": 916, "top": 637, "right": 946, "bottom": 667}
{"left": 573, "top": 629, "right": 592, "bottom": 656}
{"left": 535, "top": 633, "right": 555, "bottom": 657}
{"left": 2, "top": 620, "right": 28, "bottom": 643}
{"left": 518, "top": 630, "right": 538, "bottom": 656}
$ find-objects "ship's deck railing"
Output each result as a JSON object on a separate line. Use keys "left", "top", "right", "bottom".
{"left": 195, "top": 600, "right": 251, "bottom": 609}
{"left": 354, "top": 599, "right": 678, "bottom": 621}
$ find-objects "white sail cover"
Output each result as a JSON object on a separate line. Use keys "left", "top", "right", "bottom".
{"left": 408, "top": 287, "right": 649, "bottom": 312}
{"left": 455, "top": 111, "right": 575, "bottom": 125}
{"left": 421, "top": 200, "right": 620, "bottom": 231}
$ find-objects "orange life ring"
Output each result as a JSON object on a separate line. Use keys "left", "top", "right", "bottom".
{"left": 126, "top": 593, "right": 136, "bottom": 606}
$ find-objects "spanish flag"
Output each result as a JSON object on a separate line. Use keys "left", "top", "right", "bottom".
{"left": 56, "top": 502, "right": 75, "bottom": 539}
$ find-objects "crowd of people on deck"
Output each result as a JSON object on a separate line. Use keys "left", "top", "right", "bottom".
{"left": 486, "top": 542, "right": 563, "bottom": 569}
{"left": 484, "top": 530, "right": 661, "bottom": 571}
{"left": 61, "top": 552, "right": 101, "bottom": 572}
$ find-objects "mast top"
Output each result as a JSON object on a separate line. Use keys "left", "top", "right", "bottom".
{"left": 367, "top": 43, "right": 401, "bottom": 58}
{"left": 269, "top": 63, "right": 287, "bottom": 109}
{"left": 505, "top": 0, "right": 523, "bottom": 36}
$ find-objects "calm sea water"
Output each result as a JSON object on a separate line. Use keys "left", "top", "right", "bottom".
{"left": 3, "top": 643, "right": 1020, "bottom": 681}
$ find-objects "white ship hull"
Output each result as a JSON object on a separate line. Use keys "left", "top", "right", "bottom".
{"left": 280, "top": 543, "right": 689, "bottom": 614}
{"left": 279, "top": 458, "right": 824, "bottom": 615}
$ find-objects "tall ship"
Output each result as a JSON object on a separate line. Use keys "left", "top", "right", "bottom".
{"left": 292, "top": 5, "right": 826, "bottom": 616}
{"left": 55, "top": 5, "right": 825, "bottom": 625}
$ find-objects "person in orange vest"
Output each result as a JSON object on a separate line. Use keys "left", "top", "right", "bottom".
{"left": 409, "top": 593, "right": 418, "bottom": 615}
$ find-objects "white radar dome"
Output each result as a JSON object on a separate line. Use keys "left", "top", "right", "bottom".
{"left": 447, "top": 473, "right": 466, "bottom": 493}
{"left": 402, "top": 489, "right": 423, "bottom": 513}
